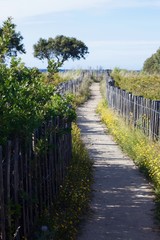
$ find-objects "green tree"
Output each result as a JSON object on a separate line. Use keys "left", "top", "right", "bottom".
{"left": 0, "top": 17, "right": 25, "bottom": 63}
{"left": 33, "top": 35, "right": 89, "bottom": 73}
{"left": 143, "top": 47, "right": 160, "bottom": 74}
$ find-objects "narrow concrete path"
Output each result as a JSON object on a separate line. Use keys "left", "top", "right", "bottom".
{"left": 77, "top": 83, "right": 160, "bottom": 240}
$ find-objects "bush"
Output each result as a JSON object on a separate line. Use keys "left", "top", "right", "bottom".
{"left": 0, "top": 58, "right": 76, "bottom": 144}
{"left": 111, "top": 68, "right": 160, "bottom": 100}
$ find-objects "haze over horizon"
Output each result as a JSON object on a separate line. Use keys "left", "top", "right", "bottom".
{"left": 0, "top": 0, "right": 160, "bottom": 70}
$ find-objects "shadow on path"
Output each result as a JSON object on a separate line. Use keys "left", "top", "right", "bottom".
{"left": 77, "top": 83, "right": 160, "bottom": 240}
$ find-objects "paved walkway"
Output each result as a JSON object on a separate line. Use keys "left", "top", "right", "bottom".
{"left": 77, "top": 83, "right": 160, "bottom": 240}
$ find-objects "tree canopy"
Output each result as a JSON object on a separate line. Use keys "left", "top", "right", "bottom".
{"left": 143, "top": 47, "right": 160, "bottom": 74}
{"left": 0, "top": 17, "right": 26, "bottom": 63}
{"left": 33, "top": 35, "right": 89, "bottom": 73}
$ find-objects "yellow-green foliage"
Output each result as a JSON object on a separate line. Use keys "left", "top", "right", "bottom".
{"left": 111, "top": 68, "right": 160, "bottom": 100}
{"left": 97, "top": 100, "right": 160, "bottom": 194}
{"left": 42, "top": 70, "right": 83, "bottom": 86}
{"left": 42, "top": 72, "right": 68, "bottom": 86}
{"left": 71, "top": 75, "right": 92, "bottom": 107}
{"left": 59, "top": 70, "right": 82, "bottom": 82}
{"left": 100, "top": 76, "right": 107, "bottom": 99}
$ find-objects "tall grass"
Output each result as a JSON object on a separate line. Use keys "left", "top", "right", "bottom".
{"left": 59, "top": 70, "right": 83, "bottom": 81}
{"left": 42, "top": 70, "right": 83, "bottom": 86}
{"left": 73, "top": 74, "right": 93, "bottom": 106}
{"left": 111, "top": 68, "right": 160, "bottom": 100}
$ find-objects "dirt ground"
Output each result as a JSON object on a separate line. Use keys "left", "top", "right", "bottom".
{"left": 77, "top": 83, "right": 160, "bottom": 240}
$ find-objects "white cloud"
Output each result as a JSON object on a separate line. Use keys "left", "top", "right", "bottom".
{"left": 0, "top": 0, "right": 109, "bottom": 21}
{"left": 0, "top": 0, "right": 160, "bottom": 21}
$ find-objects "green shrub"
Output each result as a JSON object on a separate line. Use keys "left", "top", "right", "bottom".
{"left": 111, "top": 68, "right": 160, "bottom": 100}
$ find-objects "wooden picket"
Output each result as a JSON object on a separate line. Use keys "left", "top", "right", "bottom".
{"left": 0, "top": 117, "right": 72, "bottom": 239}
{"left": 0, "top": 70, "right": 94, "bottom": 239}
{"left": 106, "top": 76, "right": 160, "bottom": 140}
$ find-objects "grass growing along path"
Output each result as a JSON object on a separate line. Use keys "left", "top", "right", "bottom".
{"left": 97, "top": 99, "right": 160, "bottom": 220}
{"left": 34, "top": 74, "right": 93, "bottom": 240}
{"left": 51, "top": 123, "right": 93, "bottom": 240}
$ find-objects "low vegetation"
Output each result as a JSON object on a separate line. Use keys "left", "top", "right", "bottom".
{"left": 111, "top": 68, "right": 160, "bottom": 100}
{"left": 34, "top": 72, "right": 93, "bottom": 239}
{"left": 97, "top": 90, "right": 160, "bottom": 220}
{"left": 35, "top": 123, "right": 93, "bottom": 240}
{"left": 73, "top": 76, "right": 92, "bottom": 106}
{"left": 53, "top": 123, "right": 92, "bottom": 240}
{"left": 143, "top": 47, "right": 160, "bottom": 74}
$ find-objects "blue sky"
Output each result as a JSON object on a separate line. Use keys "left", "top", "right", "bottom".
{"left": 0, "top": 0, "right": 160, "bottom": 70}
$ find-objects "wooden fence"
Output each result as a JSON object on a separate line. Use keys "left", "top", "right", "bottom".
{"left": 0, "top": 73, "right": 90, "bottom": 239}
{"left": 0, "top": 117, "right": 72, "bottom": 239}
{"left": 56, "top": 71, "right": 90, "bottom": 95}
{"left": 106, "top": 76, "right": 160, "bottom": 141}
{"left": 56, "top": 76, "right": 83, "bottom": 95}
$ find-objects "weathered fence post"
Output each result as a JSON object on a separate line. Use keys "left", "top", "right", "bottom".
{"left": 106, "top": 75, "right": 160, "bottom": 140}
